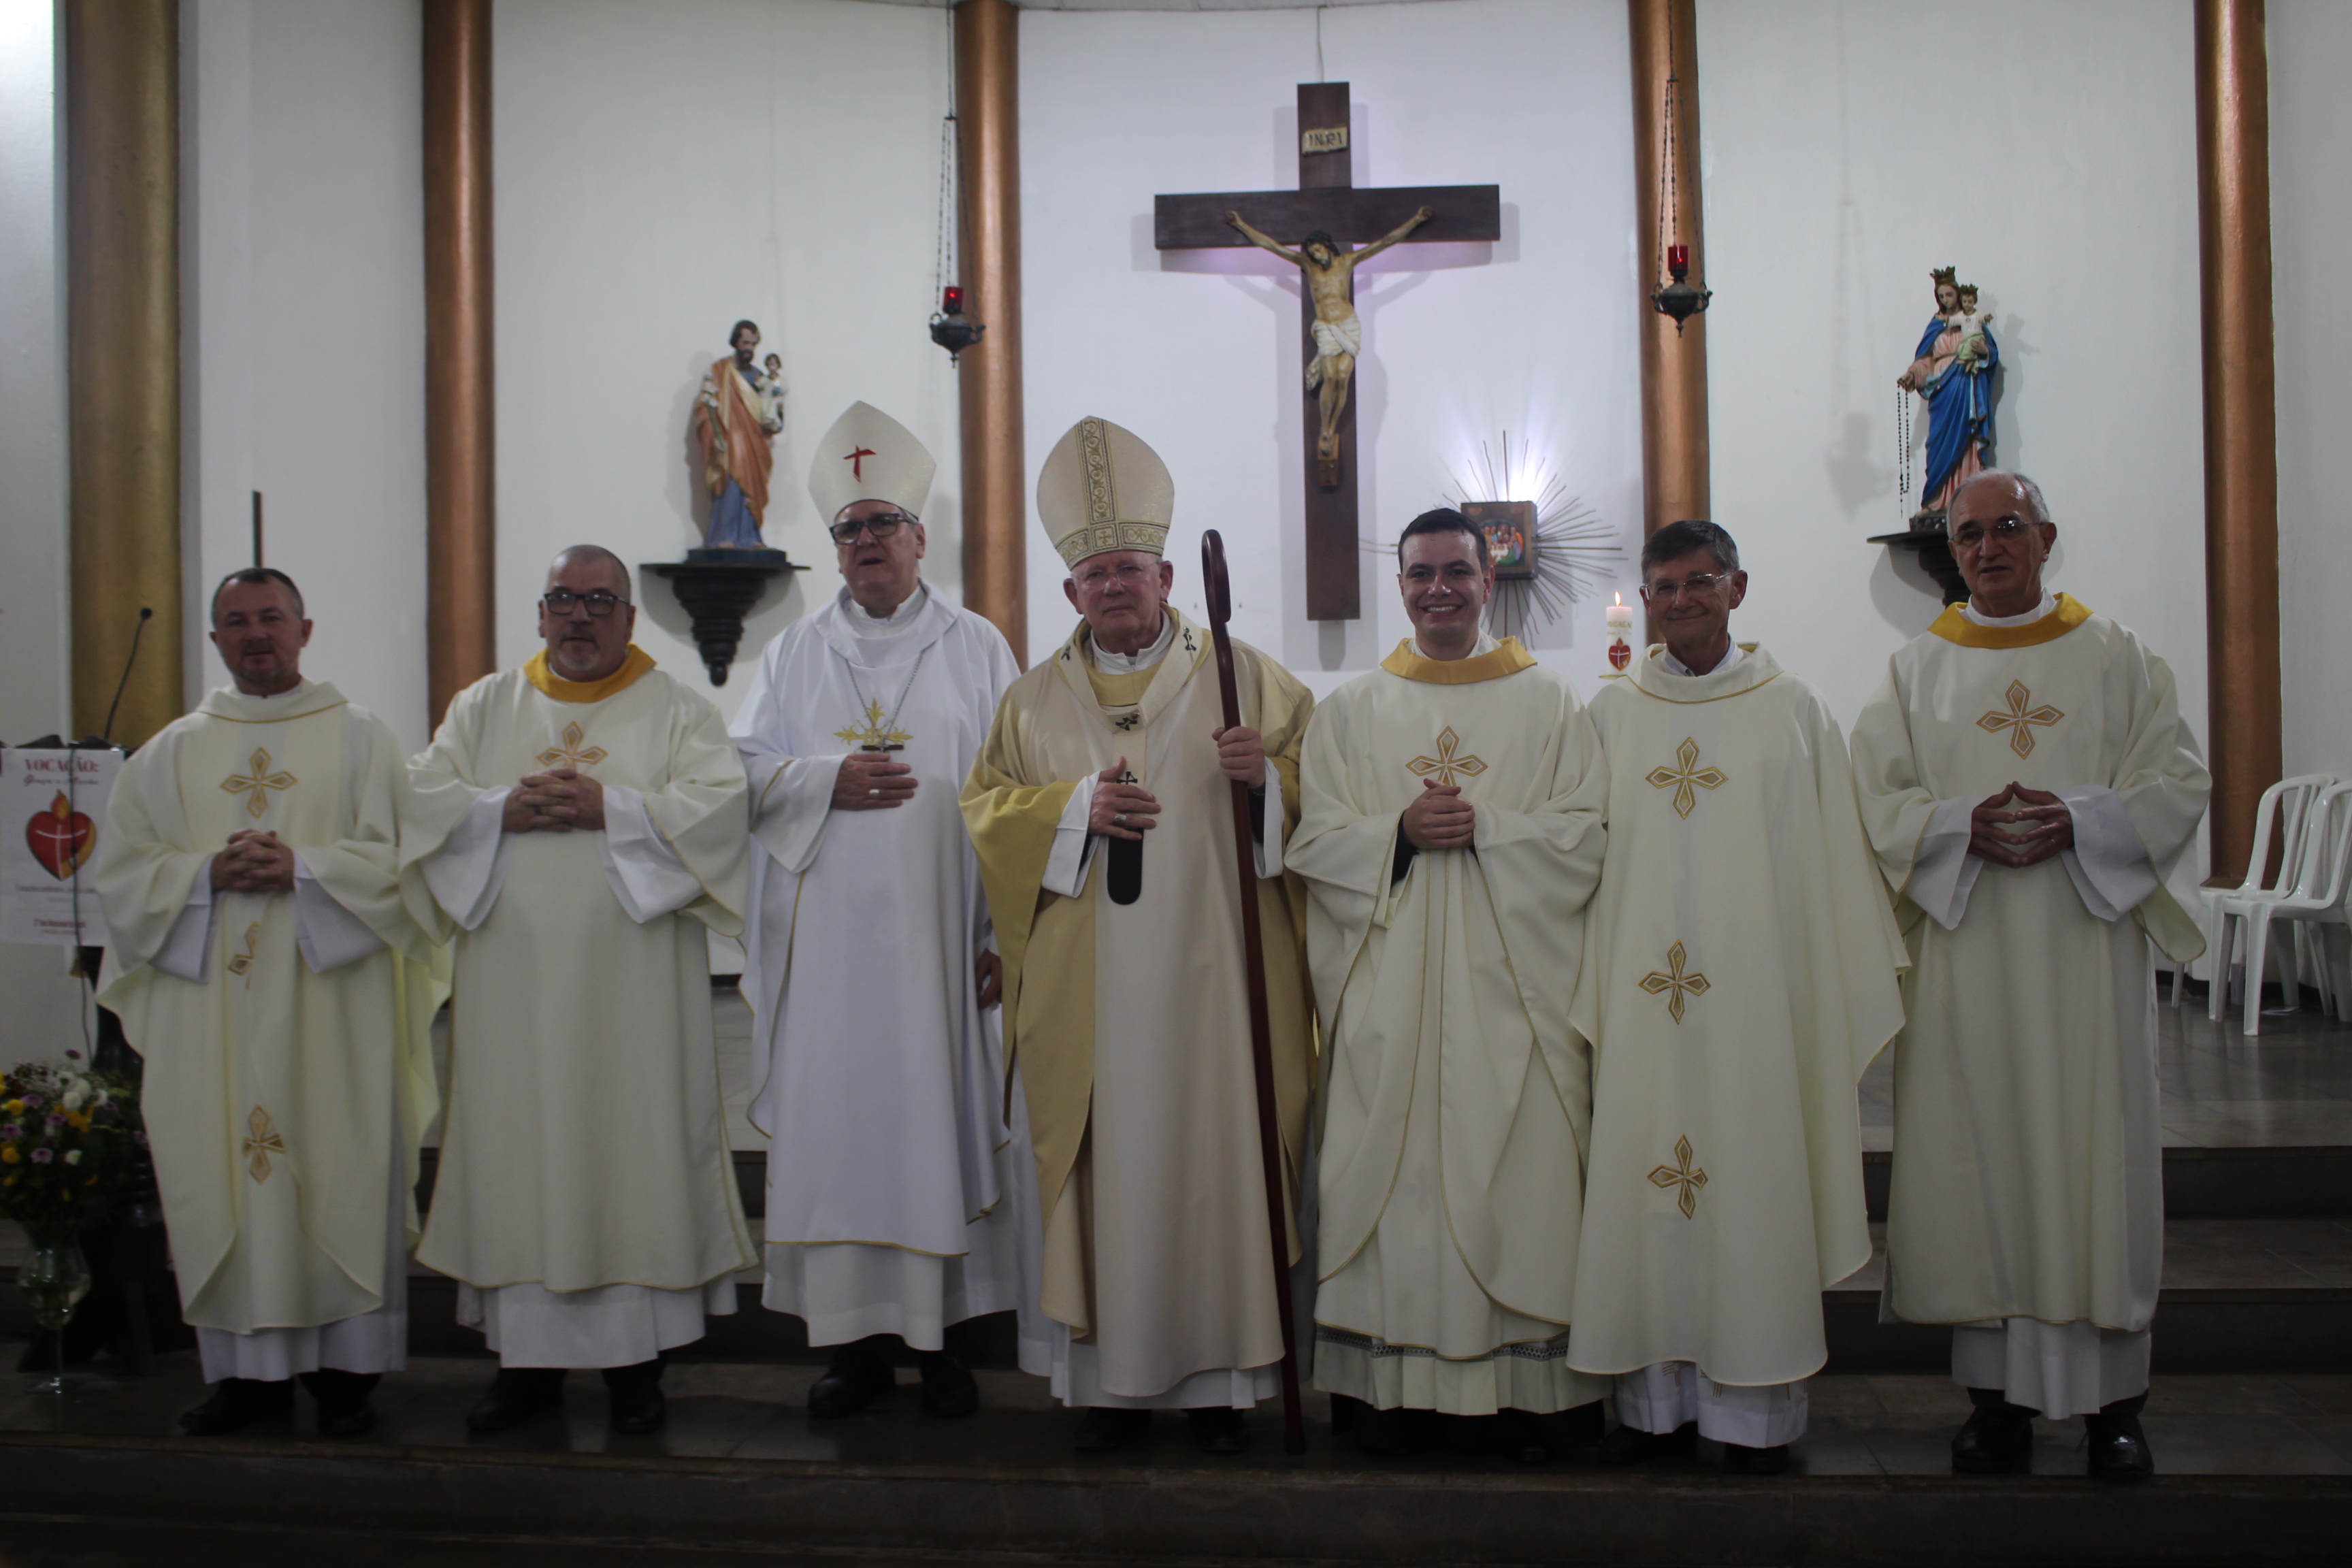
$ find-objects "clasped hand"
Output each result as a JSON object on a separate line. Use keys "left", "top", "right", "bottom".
{"left": 833, "top": 753, "right": 918, "bottom": 811}
{"left": 503, "top": 766, "right": 605, "bottom": 833}
{"left": 1089, "top": 755, "right": 1158, "bottom": 842}
{"left": 1966, "top": 781, "right": 2074, "bottom": 869}
{"left": 1401, "top": 776, "right": 1475, "bottom": 852}
{"left": 210, "top": 828, "right": 295, "bottom": 893}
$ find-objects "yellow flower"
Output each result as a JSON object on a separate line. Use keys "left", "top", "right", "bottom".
{"left": 1, "top": 1175, "right": 14, "bottom": 1187}
{"left": 64, "top": 1111, "right": 88, "bottom": 1132}
{"left": 2, "top": 1099, "right": 20, "bottom": 1116}
{"left": 0, "top": 1145, "right": 17, "bottom": 1164}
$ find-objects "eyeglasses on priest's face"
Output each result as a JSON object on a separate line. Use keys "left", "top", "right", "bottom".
{"left": 1642, "top": 571, "right": 1734, "bottom": 602}
{"left": 1950, "top": 517, "right": 2032, "bottom": 553}
{"left": 541, "top": 589, "right": 629, "bottom": 617}
{"left": 830, "top": 514, "right": 916, "bottom": 545}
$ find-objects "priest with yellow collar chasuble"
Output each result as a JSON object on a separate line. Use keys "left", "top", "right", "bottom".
{"left": 960, "top": 416, "right": 1315, "bottom": 1456}
{"left": 1850, "top": 472, "right": 2208, "bottom": 1484}
{"left": 731, "top": 402, "right": 1039, "bottom": 1422}
{"left": 1289, "top": 510, "right": 1609, "bottom": 1463}
{"left": 95, "top": 569, "right": 442, "bottom": 1441}
{"left": 1564, "top": 522, "right": 1906, "bottom": 1475}
{"left": 402, "top": 546, "right": 755, "bottom": 1437}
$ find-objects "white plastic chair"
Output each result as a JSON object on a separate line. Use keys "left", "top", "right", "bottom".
{"left": 2214, "top": 781, "right": 2352, "bottom": 1036}
{"left": 2180, "top": 774, "right": 2332, "bottom": 1015}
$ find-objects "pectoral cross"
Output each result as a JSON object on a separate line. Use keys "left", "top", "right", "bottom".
{"left": 1155, "top": 83, "right": 1501, "bottom": 621}
{"left": 835, "top": 700, "right": 912, "bottom": 753}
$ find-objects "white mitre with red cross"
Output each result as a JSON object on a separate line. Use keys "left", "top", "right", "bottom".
{"left": 808, "top": 402, "right": 937, "bottom": 524}
{"left": 1036, "top": 414, "right": 1173, "bottom": 569}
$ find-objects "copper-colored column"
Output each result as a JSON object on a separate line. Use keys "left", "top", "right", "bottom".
{"left": 424, "top": 0, "right": 496, "bottom": 725}
{"left": 66, "top": 0, "right": 182, "bottom": 746}
{"left": 2195, "top": 0, "right": 2281, "bottom": 882}
{"left": 954, "top": 0, "right": 1026, "bottom": 666}
{"left": 1629, "top": 0, "right": 1710, "bottom": 562}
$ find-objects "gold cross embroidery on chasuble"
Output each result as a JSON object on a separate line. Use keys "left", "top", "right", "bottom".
{"left": 1407, "top": 728, "right": 1487, "bottom": 787}
{"left": 1639, "top": 941, "right": 1710, "bottom": 1024}
{"left": 538, "top": 722, "right": 608, "bottom": 769}
{"left": 1977, "top": 681, "right": 2063, "bottom": 759}
{"left": 1646, "top": 737, "right": 1727, "bottom": 819}
{"left": 220, "top": 750, "right": 297, "bottom": 818}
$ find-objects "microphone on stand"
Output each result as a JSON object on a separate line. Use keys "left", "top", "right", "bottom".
{"left": 97, "top": 607, "right": 154, "bottom": 748}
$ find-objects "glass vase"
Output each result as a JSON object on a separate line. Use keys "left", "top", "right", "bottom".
{"left": 18, "top": 1224, "right": 91, "bottom": 1396}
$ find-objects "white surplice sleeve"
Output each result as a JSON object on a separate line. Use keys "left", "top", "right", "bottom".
{"left": 153, "top": 879, "right": 217, "bottom": 983}
{"left": 1909, "top": 796, "right": 1984, "bottom": 931}
{"left": 1041, "top": 774, "right": 1102, "bottom": 898}
{"left": 598, "top": 783, "right": 705, "bottom": 923}
{"left": 292, "top": 851, "right": 388, "bottom": 973}
{"left": 2053, "top": 784, "right": 2159, "bottom": 923}
{"left": 1254, "top": 757, "right": 1286, "bottom": 879}
{"left": 742, "top": 752, "right": 848, "bottom": 875}
{"left": 420, "top": 786, "right": 515, "bottom": 933}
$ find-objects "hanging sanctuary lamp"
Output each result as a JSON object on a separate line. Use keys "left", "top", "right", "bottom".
{"left": 1648, "top": 9, "right": 1712, "bottom": 334}
{"left": 928, "top": 4, "right": 985, "bottom": 365}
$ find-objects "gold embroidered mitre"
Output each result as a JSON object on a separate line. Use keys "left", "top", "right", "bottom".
{"left": 808, "top": 401, "right": 937, "bottom": 525}
{"left": 1036, "top": 415, "right": 1173, "bottom": 569}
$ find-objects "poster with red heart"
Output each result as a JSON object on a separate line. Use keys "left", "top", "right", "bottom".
{"left": 1, "top": 747, "right": 120, "bottom": 946}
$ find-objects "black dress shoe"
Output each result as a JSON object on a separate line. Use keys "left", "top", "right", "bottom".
{"left": 609, "top": 1385, "right": 667, "bottom": 1435}
{"left": 807, "top": 1335, "right": 897, "bottom": 1418}
{"left": 299, "top": 1369, "right": 382, "bottom": 1439}
{"left": 180, "top": 1377, "right": 295, "bottom": 1435}
{"left": 2086, "top": 1403, "right": 2154, "bottom": 1483}
{"left": 1724, "top": 1441, "right": 1790, "bottom": 1475}
{"left": 1597, "top": 1419, "right": 1693, "bottom": 1466}
{"left": 466, "top": 1367, "right": 567, "bottom": 1433}
{"left": 1072, "top": 1406, "right": 1152, "bottom": 1451}
{"left": 1186, "top": 1405, "right": 1250, "bottom": 1455}
{"left": 1950, "top": 1396, "right": 2036, "bottom": 1474}
{"left": 918, "top": 1349, "right": 979, "bottom": 1418}
{"left": 1506, "top": 1401, "right": 1605, "bottom": 1465}
{"left": 1339, "top": 1400, "right": 1430, "bottom": 1458}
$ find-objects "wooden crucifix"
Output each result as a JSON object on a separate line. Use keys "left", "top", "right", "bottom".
{"left": 1156, "top": 82, "right": 1501, "bottom": 620}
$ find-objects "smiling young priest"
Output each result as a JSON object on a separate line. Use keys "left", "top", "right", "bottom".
{"left": 1288, "top": 509, "right": 1609, "bottom": 1463}
{"left": 402, "top": 546, "right": 756, "bottom": 1437}
{"left": 1851, "top": 472, "right": 2209, "bottom": 1482}
{"left": 1564, "top": 521, "right": 1907, "bottom": 1475}
{"left": 960, "top": 416, "right": 1315, "bottom": 1456}
{"left": 95, "top": 569, "right": 442, "bottom": 1440}
{"left": 730, "top": 402, "right": 1039, "bottom": 1421}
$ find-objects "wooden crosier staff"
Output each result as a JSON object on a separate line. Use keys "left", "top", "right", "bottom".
{"left": 1200, "top": 528, "right": 1306, "bottom": 1456}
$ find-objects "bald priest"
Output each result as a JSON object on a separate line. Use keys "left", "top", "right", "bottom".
{"left": 961, "top": 416, "right": 1316, "bottom": 1456}
{"left": 403, "top": 546, "right": 757, "bottom": 1435}
{"left": 95, "top": 568, "right": 441, "bottom": 1439}
{"left": 732, "top": 402, "right": 1040, "bottom": 1419}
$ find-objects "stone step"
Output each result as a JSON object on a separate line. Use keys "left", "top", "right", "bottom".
{"left": 4, "top": 1358, "right": 2351, "bottom": 1565}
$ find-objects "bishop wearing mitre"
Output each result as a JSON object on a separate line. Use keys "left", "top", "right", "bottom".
{"left": 1290, "top": 510, "right": 1610, "bottom": 1465}
{"left": 1566, "top": 521, "right": 1907, "bottom": 1474}
{"left": 95, "top": 569, "right": 440, "bottom": 1440}
{"left": 404, "top": 546, "right": 757, "bottom": 1437}
{"left": 1851, "top": 472, "right": 2208, "bottom": 1483}
{"left": 960, "top": 416, "right": 1316, "bottom": 1456}
{"left": 732, "top": 402, "right": 1038, "bottom": 1421}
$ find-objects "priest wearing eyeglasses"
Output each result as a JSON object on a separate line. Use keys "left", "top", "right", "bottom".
{"left": 730, "top": 403, "right": 1040, "bottom": 1422}
{"left": 402, "top": 545, "right": 755, "bottom": 1436}
{"left": 1850, "top": 472, "right": 2209, "bottom": 1482}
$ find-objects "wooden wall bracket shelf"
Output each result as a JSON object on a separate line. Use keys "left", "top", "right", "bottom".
{"left": 644, "top": 549, "right": 803, "bottom": 685}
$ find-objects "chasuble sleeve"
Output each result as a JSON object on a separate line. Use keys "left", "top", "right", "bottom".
{"left": 959, "top": 689, "right": 1077, "bottom": 1004}
{"left": 293, "top": 709, "right": 436, "bottom": 963}
{"left": 630, "top": 689, "right": 752, "bottom": 938}
{"left": 398, "top": 675, "right": 500, "bottom": 944}
{"left": 728, "top": 634, "right": 852, "bottom": 876}
{"left": 1848, "top": 659, "right": 1944, "bottom": 913}
{"left": 92, "top": 728, "right": 215, "bottom": 975}
{"left": 1290, "top": 694, "right": 1407, "bottom": 1038}
{"left": 2095, "top": 642, "right": 2209, "bottom": 960}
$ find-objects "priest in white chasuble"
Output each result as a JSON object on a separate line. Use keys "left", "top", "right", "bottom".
{"left": 95, "top": 569, "right": 441, "bottom": 1440}
{"left": 732, "top": 402, "right": 1036, "bottom": 1421}
{"left": 960, "top": 416, "right": 1316, "bottom": 1456}
{"left": 404, "top": 545, "right": 755, "bottom": 1437}
{"left": 1851, "top": 472, "right": 2208, "bottom": 1484}
{"left": 1290, "top": 510, "right": 1609, "bottom": 1465}
{"left": 1565, "top": 522, "right": 1907, "bottom": 1475}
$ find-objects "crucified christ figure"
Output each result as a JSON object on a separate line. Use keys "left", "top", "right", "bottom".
{"left": 1226, "top": 205, "right": 1434, "bottom": 485}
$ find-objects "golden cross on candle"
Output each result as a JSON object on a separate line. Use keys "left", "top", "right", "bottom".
{"left": 1648, "top": 1134, "right": 1708, "bottom": 1219}
{"left": 1646, "top": 737, "right": 1728, "bottom": 819}
{"left": 220, "top": 749, "right": 297, "bottom": 819}
{"left": 1639, "top": 940, "right": 1710, "bottom": 1024}
{"left": 1407, "top": 727, "right": 1487, "bottom": 788}
{"left": 1976, "top": 681, "right": 2064, "bottom": 759}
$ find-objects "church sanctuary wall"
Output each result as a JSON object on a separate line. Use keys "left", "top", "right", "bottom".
{"left": 0, "top": 0, "right": 89, "bottom": 1062}
{"left": 2271, "top": 0, "right": 2352, "bottom": 785}
{"left": 1696, "top": 0, "right": 2212, "bottom": 904}
{"left": 1019, "top": 0, "right": 1644, "bottom": 697}
{"left": 492, "top": 0, "right": 962, "bottom": 717}
{"left": 182, "top": 0, "right": 430, "bottom": 748}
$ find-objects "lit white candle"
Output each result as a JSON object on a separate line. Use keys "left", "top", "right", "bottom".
{"left": 1603, "top": 592, "right": 1635, "bottom": 676}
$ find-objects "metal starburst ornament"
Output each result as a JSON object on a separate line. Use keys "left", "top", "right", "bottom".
{"left": 1441, "top": 432, "right": 1624, "bottom": 641}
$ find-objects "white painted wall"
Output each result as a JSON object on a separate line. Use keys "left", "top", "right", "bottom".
{"left": 0, "top": 0, "right": 91, "bottom": 1061}
{"left": 184, "top": 0, "right": 429, "bottom": 746}
{"left": 1019, "top": 0, "right": 1644, "bottom": 698}
{"left": 2271, "top": 0, "right": 2352, "bottom": 787}
{"left": 493, "top": 0, "right": 962, "bottom": 719}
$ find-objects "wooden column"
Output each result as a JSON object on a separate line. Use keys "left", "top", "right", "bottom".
{"left": 1629, "top": 0, "right": 1709, "bottom": 552}
{"left": 65, "top": 0, "right": 181, "bottom": 746}
{"left": 2195, "top": 0, "right": 2281, "bottom": 882}
{"left": 424, "top": 0, "right": 496, "bottom": 725}
{"left": 954, "top": 0, "right": 1026, "bottom": 665}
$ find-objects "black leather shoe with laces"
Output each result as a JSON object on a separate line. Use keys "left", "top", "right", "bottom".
{"left": 180, "top": 1377, "right": 295, "bottom": 1436}
{"left": 299, "top": 1369, "right": 381, "bottom": 1438}
{"left": 1186, "top": 1405, "right": 1250, "bottom": 1454}
{"left": 807, "top": 1335, "right": 898, "bottom": 1418}
{"left": 466, "top": 1367, "right": 567, "bottom": 1433}
{"left": 1072, "top": 1405, "right": 1152, "bottom": 1451}
{"left": 2086, "top": 1400, "right": 2154, "bottom": 1483}
{"left": 1950, "top": 1392, "right": 2036, "bottom": 1474}
{"left": 917, "top": 1349, "right": 979, "bottom": 1418}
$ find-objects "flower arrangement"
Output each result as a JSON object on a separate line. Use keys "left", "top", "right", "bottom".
{"left": 1, "top": 1056, "right": 143, "bottom": 1235}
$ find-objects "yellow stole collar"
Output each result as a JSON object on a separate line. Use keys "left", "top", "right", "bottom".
{"left": 525, "top": 645, "right": 657, "bottom": 703}
{"left": 1927, "top": 593, "right": 2093, "bottom": 650}
{"left": 1379, "top": 636, "right": 1536, "bottom": 685}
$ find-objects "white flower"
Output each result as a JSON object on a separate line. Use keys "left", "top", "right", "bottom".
{"left": 63, "top": 1149, "right": 82, "bottom": 1165}
{"left": 62, "top": 1086, "right": 87, "bottom": 1113}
